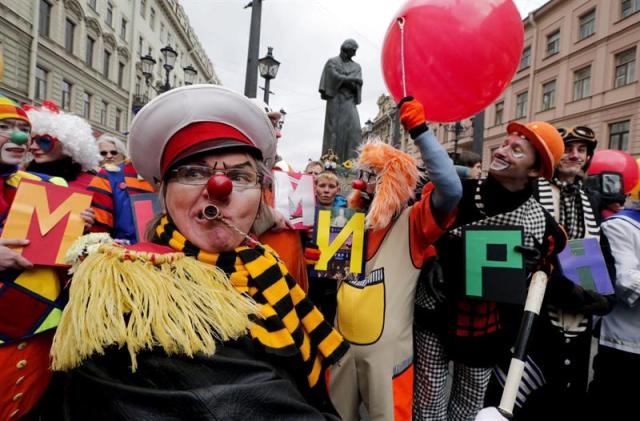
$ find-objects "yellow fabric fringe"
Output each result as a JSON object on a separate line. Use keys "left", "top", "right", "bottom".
{"left": 50, "top": 244, "right": 259, "bottom": 372}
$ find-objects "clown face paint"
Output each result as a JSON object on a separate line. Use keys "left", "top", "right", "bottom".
{"left": 0, "top": 118, "right": 30, "bottom": 165}
{"left": 28, "top": 134, "right": 65, "bottom": 164}
{"left": 489, "top": 134, "right": 539, "bottom": 182}
{"left": 165, "top": 151, "right": 262, "bottom": 253}
{"left": 557, "top": 141, "right": 589, "bottom": 180}
{"left": 356, "top": 168, "right": 377, "bottom": 195}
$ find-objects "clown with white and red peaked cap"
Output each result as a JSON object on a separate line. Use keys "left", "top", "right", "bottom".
{"left": 50, "top": 85, "right": 348, "bottom": 419}
{"left": 25, "top": 101, "right": 99, "bottom": 189}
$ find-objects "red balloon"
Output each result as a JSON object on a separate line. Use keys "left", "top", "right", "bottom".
{"left": 382, "top": 0, "right": 524, "bottom": 122}
{"left": 206, "top": 175, "right": 233, "bottom": 200}
{"left": 587, "top": 150, "right": 640, "bottom": 194}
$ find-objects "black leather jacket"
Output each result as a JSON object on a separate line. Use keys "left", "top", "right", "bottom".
{"left": 61, "top": 337, "right": 340, "bottom": 420}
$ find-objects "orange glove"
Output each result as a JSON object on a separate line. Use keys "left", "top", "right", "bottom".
{"left": 398, "top": 96, "right": 426, "bottom": 131}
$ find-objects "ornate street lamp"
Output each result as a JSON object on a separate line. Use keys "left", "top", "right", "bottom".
{"left": 161, "top": 44, "right": 178, "bottom": 69}
{"left": 183, "top": 64, "right": 198, "bottom": 85}
{"left": 135, "top": 45, "right": 191, "bottom": 114}
{"left": 160, "top": 44, "right": 178, "bottom": 92}
{"left": 258, "top": 47, "right": 280, "bottom": 104}
{"left": 444, "top": 121, "right": 471, "bottom": 159}
{"left": 140, "top": 54, "right": 156, "bottom": 84}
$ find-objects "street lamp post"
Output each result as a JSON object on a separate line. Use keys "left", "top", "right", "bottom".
{"left": 244, "top": 0, "right": 263, "bottom": 98}
{"left": 160, "top": 44, "right": 178, "bottom": 92}
{"left": 258, "top": 47, "right": 280, "bottom": 104}
{"left": 139, "top": 44, "right": 198, "bottom": 94}
{"left": 444, "top": 121, "right": 471, "bottom": 159}
{"left": 140, "top": 54, "right": 156, "bottom": 86}
{"left": 471, "top": 110, "right": 485, "bottom": 159}
{"left": 452, "top": 121, "right": 463, "bottom": 158}
{"left": 364, "top": 119, "right": 374, "bottom": 140}
{"left": 183, "top": 65, "right": 197, "bottom": 85}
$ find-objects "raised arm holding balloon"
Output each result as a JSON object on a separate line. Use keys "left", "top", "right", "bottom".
{"left": 329, "top": 96, "right": 461, "bottom": 421}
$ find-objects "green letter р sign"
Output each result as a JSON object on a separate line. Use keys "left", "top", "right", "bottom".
{"left": 463, "top": 226, "right": 526, "bottom": 305}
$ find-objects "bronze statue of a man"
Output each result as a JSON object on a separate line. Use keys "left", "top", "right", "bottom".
{"left": 319, "top": 39, "right": 363, "bottom": 162}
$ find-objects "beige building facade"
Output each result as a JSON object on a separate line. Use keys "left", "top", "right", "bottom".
{"left": 0, "top": 0, "right": 217, "bottom": 138}
{"left": 361, "top": 94, "right": 420, "bottom": 161}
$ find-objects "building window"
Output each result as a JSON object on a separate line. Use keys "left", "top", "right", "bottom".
{"left": 541, "top": 80, "right": 556, "bottom": 111}
{"left": 614, "top": 48, "right": 636, "bottom": 88}
{"left": 35, "top": 66, "right": 48, "bottom": 99}
{"left": 85, "top": 36, "right": 95, "bottom": 66}
{"left": 88, "top": 0, "right": 97, "bottom": 10}
{"left": 118, "top": 62, "right": 125, "bottom": 88}
{"left": 140, "top": 0, "right": 146, "bottom": 18}
{"left": 103, "top": 50, "right": 111, "bottom": 79}
{"left": 106, "top": 2, "right": 113, "bottom": 27}
{"left": 518, "top": 46, "right": 531, "bottom": 70}
{"left": 150, "top": 7, "right": 156, "bottom": 29}
{"left": 61, "top": 80, "right": 72, "bottom": 110}
{"left": 135, "top": 76, "right": 142, "bottom": 95}
{"left": 39, "top": 0, "right": 51, "bottom": 37}
{"left": 138, "top": 36, "right": 144, "bottom": 55}
{"left": 546, "top": 30, "right": 560, "bottom": 56}
{"left": 578, "top": 9, "right": 596, "bottom": 40}
{"left": 515, "top": 91, "right": 528, "bottom": 119}
{"left": 609, "top": 120, "right": 630, "bottom": 150}
{"left": 64, "top": 19, "right": 75, "bottom": 54}
{"left": 82, "top": 92, "right": 92, "bottom": 119}
{"left": 120, "top": 17, "right": 128, "bottom": 40}
{"left": 573, "top": 66, "right": 591, "bottom": 100}
{"left": 621, "top": 0, "right": 640, "bottom": 18}
{"left": 100, "top": 100, "right": 108, "bottom": 125}
{"left": 160, "top": 23, "right": 165, "bottom": 43}
{"left": 494, "top": 101, "right": 504, "bottom": 125}
{"left": 115, "top": 108, "right": 123, "bottom": 131}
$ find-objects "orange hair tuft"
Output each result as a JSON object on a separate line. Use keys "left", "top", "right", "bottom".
{"left": 356, "top": 139, "right": 418, "bottom": 230}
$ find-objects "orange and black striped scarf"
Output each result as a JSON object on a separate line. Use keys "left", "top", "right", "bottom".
{"left": 155, "top": 216, "right": 348, "bottom": 389}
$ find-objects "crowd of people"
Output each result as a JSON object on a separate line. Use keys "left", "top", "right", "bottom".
{"left": 0, "top": 84, "right": 638, "bottom": 421}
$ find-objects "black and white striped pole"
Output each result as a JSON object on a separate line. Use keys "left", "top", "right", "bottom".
{"left": 475, "top": 271, "right": 549, "bottom": 421}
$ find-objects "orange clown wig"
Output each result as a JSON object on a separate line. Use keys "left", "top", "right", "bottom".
{"left": 351, "top": 139, "right": 419, "bottom": 230}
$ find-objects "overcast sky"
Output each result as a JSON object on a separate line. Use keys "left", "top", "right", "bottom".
{"left": 180, "top": 0, "right": 550, "bottom": 170}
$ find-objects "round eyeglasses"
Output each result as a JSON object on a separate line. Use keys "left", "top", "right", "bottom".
{"left": 170, "top": 165, "right": 262, "bottom": 190}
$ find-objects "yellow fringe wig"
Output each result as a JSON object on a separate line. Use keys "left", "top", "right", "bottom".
{"left": 350, "top": 138, "right": 419, "bottom": 230}
{"left": 51, "top": 241, "right": 259, "bottom": 372}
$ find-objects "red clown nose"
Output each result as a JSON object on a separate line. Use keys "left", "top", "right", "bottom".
{"left": 206, "top": 175, "right": 233, "bottom": 200}
{"left": 352, "top": 179, "right": 366, "bottom": 191}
